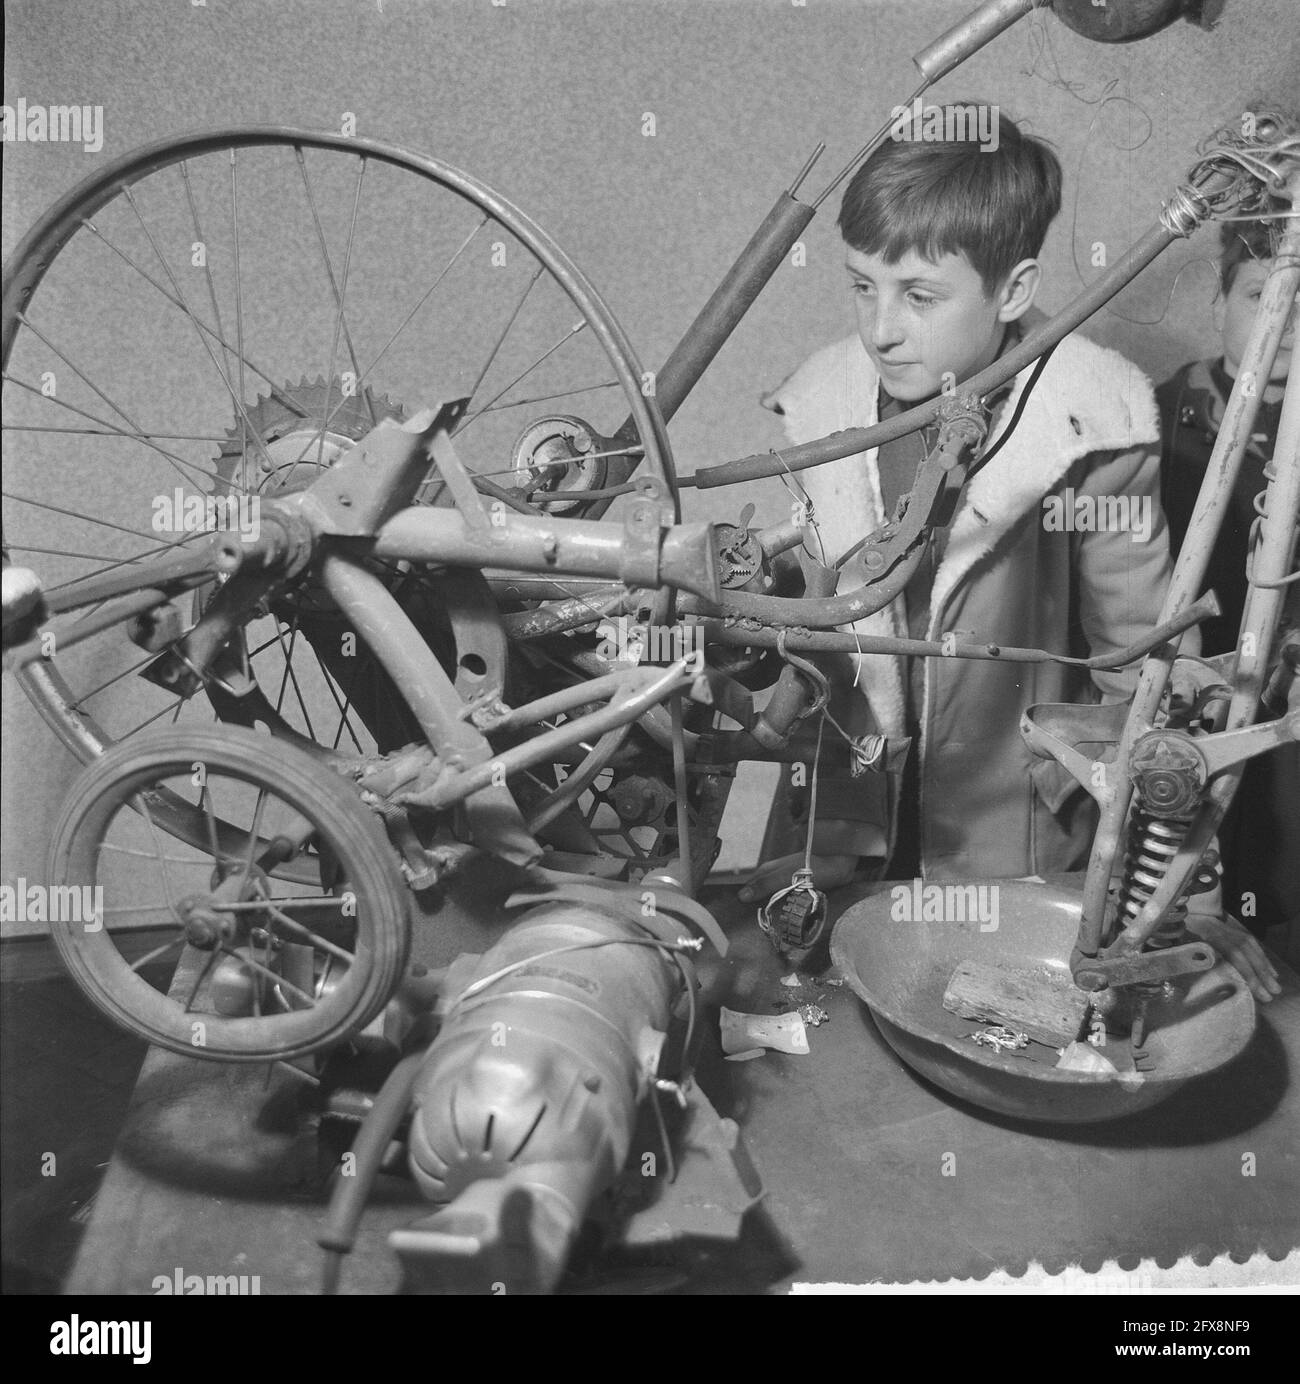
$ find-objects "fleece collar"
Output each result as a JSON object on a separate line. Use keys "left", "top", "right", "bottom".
{"left": 769, "top": 328, "right": 1160, "bottom": 739}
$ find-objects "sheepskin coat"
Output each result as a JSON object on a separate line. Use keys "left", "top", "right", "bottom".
{"left": 770, "top": 328, "right": 1169, "bottom": 879}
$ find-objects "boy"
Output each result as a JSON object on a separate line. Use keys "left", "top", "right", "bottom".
{"left": 739, "top": 103, "right": 1277, "bottom": 1001}
{"left": 1157, "top": 215, "right": 1298, "bottom": 963}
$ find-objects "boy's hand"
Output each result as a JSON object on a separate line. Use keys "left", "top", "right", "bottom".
{"left": 738, "top": 852, "right": 859, "bottom": 905}
{"left": 1185, "top": 909, "right": 1282, "bottom": 1003}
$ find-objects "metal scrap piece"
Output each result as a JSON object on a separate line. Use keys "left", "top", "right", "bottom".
{"left": 969, "top": 1024, "right": 1029, "bottom": 1053}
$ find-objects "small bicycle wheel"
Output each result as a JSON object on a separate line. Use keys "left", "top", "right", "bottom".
{"left": 47, "top": 725, "right": 410, "bottom": 1062}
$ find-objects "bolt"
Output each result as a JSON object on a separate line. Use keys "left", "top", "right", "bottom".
{"left": 338, "top": 493, "right": 352, "bottom": 508}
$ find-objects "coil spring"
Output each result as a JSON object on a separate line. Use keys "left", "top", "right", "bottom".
{"left": 1116, "top": 807, "right": 1220, "bottom": 946}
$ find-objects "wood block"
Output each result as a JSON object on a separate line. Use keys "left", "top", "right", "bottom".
{"left": 943, "top": 958, "right": 1091, "bottom": 1047}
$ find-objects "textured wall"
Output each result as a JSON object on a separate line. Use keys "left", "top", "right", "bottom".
{"left": 3, "top": 0, "right": 1298, "bottom": 932}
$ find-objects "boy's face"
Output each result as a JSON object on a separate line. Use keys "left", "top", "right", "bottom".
{"left": 1221, "top": 258, "right": 1294, "bottom": 384}
{"left": 845, "top": 245, "right": 1026, "bottom": 402}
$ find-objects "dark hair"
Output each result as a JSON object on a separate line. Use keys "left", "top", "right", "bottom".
{"left": 837, "top": 104, "right": 1062, "bottom": 294}
{"left": 1219, "top": 212, "right": 1282, "bottom": 292}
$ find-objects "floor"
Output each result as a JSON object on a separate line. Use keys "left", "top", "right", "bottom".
{"left": 7, "top": 877, "right": 1297, "bottom": 1295}
{"left": 0, "top": 940, "right": 151, "bottom": 1293}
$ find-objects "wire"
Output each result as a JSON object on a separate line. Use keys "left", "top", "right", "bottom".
{"left": 770, "top": 446, "right": 828, "bottom": 567}
{"left": 803, "top": 714, "right": 826, "bottom": 874}
{"left": 965, "top": 339, "right": 1059, "bottom": 481}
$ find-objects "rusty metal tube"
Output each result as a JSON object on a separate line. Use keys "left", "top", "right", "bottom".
{"left": 690, "top": 201, "right": 1231, "bottom": 491}
{"left": 370, "top": 507, "right": 721, "bottom": 605}
{"left": 597, "top": 191, "right": 817, "bottom": 506}
{"left": 912, "top": 0, "right": 1041, "bottom": 82}
{"left": 1076, "top": 188, "right": 1300, "bottom": 957}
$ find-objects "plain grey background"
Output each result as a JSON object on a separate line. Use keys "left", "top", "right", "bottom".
{"left": 3, "top": 0, "right": 1298, "bottom": 933}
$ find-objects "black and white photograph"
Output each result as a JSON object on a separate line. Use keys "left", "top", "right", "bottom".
{"left": 2, "top": 0, "right": 1297, "bottom": 1325}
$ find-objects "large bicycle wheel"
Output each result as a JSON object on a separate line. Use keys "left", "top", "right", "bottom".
{"left": 47, "top": 725, "right": 410, "bottom": 1061}
{"left": 2, "top": 127, "right": 672, "bottom": 769}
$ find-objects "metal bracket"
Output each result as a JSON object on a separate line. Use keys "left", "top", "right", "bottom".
{"left": 301, "top": 396, "right": 470, "bottom": 536}
{"left": 428, "top": 426, "right": 492, "bottom": 535}
{"left": 621, "top": 493, "right": 664, "bottom": 588}
{"left": 1075, "top": 939, "right": 1217, "bottom": 991}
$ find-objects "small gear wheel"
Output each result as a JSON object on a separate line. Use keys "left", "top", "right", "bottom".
{"left": 201, "top": 378, "right": 430, "bottom": 752}
{"left": 217, "top": 377, "right": 407, "bottom": 499}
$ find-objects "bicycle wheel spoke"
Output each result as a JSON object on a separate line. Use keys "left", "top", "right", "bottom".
{"left": 4, "top": 371, "right": 240, "bottom": 494}
{"left": 217, "top": 895, "right": 353, "bottom": 910}
{"left": 332, "top": 654, "right": 363, "bottom": 752}
{"left": 307, "top": 641, "right": 364, "bottom": 753}
{"left": 133, "top": 792, "right": 178, "bottom": 904}
{"left": 344, "top": 213, "right": 489, "bottom": 409}
{"left": 14, "top": 314, "right": 151, "bottom": 436}
{"left": 46, "top": 533, "right": 205, "bottom": 598}
{"left": 6, "top": 542, "right": 152, "bottom": 564}
{"left": 474, "top": 442, "right": 641, "bottom": 484}
{"left": 3, "top": 424, "right": 230, "bottom": 442}
{"left": 461, "top": 262, "right": 545, "bottom": 412}
{"left": 475, "top": 378, "right": 621, "bottom": 417}
{"left": 296, "top": 148, "right": 376, "bottom": 429}
{"left": 221, "top": 945, "right": 316, "bottom": 1008}
{"left": 272, "top": 617, "right": 318, "bottom": 740}
{"left": 260, "top": 902, "right": 353, "bottom": 964}
{"left": 456, "top": 319, "right": 587, "bottom": 436}
{"left": 69, "top": 650, "right": 181, "bottom": 708}
{"left": 4, "top": 488, "right": 193, "bottom": 544}
{"left": 128, "top": 935, "right": 187, "bottom": 972}
{"left": 200, "top": 781, "right": 223, "bottom": 866}
{"left": 180, "top": 946, "right": 223, "bottom": 1012}
{"left": 121, "top": 696, "right": 191, "bottom": 740}
{"left": 315, "top": 156, "right": 368, "bottom": 468}
{"left": 273, "top": 618, "right": 297, "bottom": 715}
{"left": 241, "top": 787, "right": 269, "bottom": 881}
{"left": 228, "top": 149, "right": 251, "bottom": 493}
{"left": 179, "top": 159, "right": 236, "bottom": 396}
{"left": 79, "top": 216, "right": 311, "bottom": 423}
{"left": 122, "top": 185, "right": 279, "bottom": 476}
{"left": 99, "top": 842, "right": 209, "bottom": 865}
{"left": 290, "top": 213, "right": 493, "bottom": 460}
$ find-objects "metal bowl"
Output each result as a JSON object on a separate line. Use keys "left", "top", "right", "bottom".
{"left": 830, "top": 878, "right": 1256, "bottom": 1123}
